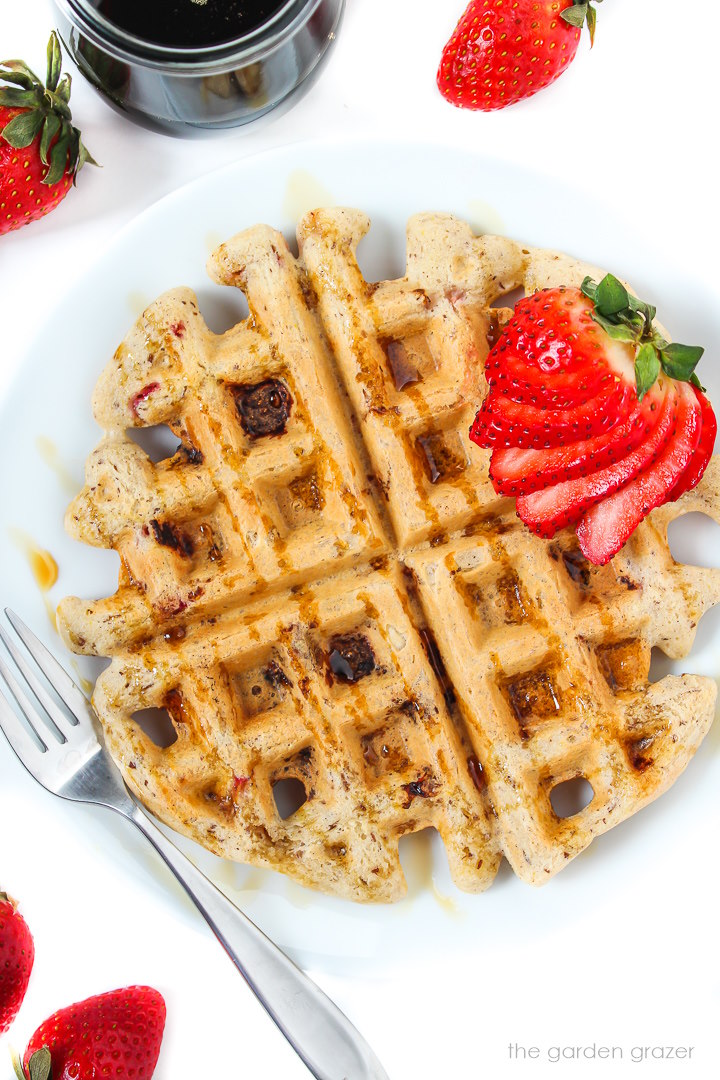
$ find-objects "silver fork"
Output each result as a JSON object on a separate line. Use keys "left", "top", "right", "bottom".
{"left": 0, "top": 609, "right": 389, "bottom": 1080}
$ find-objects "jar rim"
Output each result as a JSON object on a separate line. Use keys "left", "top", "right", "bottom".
{"left": 53, "top": 0, "right": 322, "bottom": 70}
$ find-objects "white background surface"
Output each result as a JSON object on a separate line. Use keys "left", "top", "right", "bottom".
{"left": 1, "top": 3, "right": 720, "bottom": 1079}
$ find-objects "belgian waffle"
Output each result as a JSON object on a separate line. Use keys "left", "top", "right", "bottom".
{"left": 57, "top": 210, "right": 720, "bottom": 902}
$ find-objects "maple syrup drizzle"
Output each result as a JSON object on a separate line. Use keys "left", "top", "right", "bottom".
{"left": 418, "top": 628, "right": 456, "bottom": 708}
{"left": 35, "top": 436, "right": 80, "bottom": 495}
{"left": 29, "top": 547, "right": 58, "bottom": 592}
{"left": 9, "top": 528, "right": 59, "bottom": 629}
{"left": 467, "top": 755, "right": 486, "bottom": 793}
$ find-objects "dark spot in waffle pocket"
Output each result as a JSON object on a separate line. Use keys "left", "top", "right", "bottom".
{"left": 503, "top": 668, "right": 561, "bottom": 737}
{"left": 150, "top": 519, "right": 194, "bottom": 557}
{"left": 263, "top": 660, "right": 292, "bottom": 691}
{"left": 231, "top": 378, "right": 293, "bottom": 438}
{"left": 416, "top": 430, "right": 467, "bottom": 485}
{"left": 559, "top": 545, "right": 592, "bottom": 588}
{"left": 626, "top": 735, "right": 656, "bottom": 773}
{"left": 401, "top": 769, "right": 439, "bottom": 808}
{"left": 383, "top": 338, "right": 421, "bottom": 390}
{"left": 327, "top": 633, "right": 376, "bottom": 683}
{"left": 179, "top": 443, "right": 204, "bottom": 465}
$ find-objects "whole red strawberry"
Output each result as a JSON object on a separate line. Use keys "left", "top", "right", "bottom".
{"left": 1, "top": 32, "right": 96, "bottom": 235}
{"left": 0, "top": 892, "right": 35, "bottom": 1035}
{"left": 19, "top": 987, "right": 166, "bottom": 1080}
{"left": 438, "top": 0, "right": 600, "bottom": 111}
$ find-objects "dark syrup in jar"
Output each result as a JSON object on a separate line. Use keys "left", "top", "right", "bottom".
{"left": 95, "top": 0, "right": 288, "bottom": 49}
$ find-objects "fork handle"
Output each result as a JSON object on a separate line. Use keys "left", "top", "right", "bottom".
{"left": 127, "top": 805, "right": 389, "bottom": 1080}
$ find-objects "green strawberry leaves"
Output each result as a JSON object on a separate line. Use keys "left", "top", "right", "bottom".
{"left": 560, "top": 0, "right": 603, "bottom": 46}
{"left": 11, "top": 1047, "right": 52, "bottom": 1080}
{"left": 0, "top": 87, "right": 40, "bottom": 109}
{"left": 634, "top": 343, "right": 661, "bottom": 402}
{"left": 39, "top": 112, "right": 61, "bottom": 164}
{"left": 661, "top": 343, "right": 705, "bottom": 381}
{"left": 581, "top": 273, "right": 705, "bottom": 401}
{"left": 1, "top": 108, "right": 45, "bottom": 147}
{"left": 45, "top": 132, "right": 72, "bottom": 184}
{"left": 12, "top": 1045, "right": 55, "bottom": 1080}
{"left": 22, "top": 1049, "right": 52, "bottom": 1080}
{"left": 47, "top": 32, "right": 62, "bottom": 94}
{"left": 594, "top": 272, "right": 627, "bottom": 316}
{"left": 0, "top": 31, "right": 97, "bottom": 187}
{"left": 0, "top": 60, "right": 42, "bottom": 93}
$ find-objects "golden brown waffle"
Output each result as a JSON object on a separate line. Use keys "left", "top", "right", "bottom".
{"left": 58, "top": 210, "right": 720, "bottom": 901}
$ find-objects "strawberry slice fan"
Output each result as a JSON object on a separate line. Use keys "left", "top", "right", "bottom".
{"left": 470, "top": 274, "right": 717, "bottom": 565}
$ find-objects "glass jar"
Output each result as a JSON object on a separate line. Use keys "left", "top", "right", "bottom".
{"left": 52, "top": 0, "right": 345, "bottom": 136}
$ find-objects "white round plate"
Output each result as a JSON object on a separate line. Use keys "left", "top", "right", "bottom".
{"left": 2, "top": 140, "right": 719, "bottom": 1078}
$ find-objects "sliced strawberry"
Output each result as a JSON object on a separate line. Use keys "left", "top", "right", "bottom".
{"left": 489, "top": 387, "right": 664, "bottom": 496}
{"left": 475, "top": 286, "right": 637, "bottom": 447}
{"left": 667, "top": 386, "right": 717, "bottom": 500}
{"left": 473, "top": 376, "right": 636, "bottom": 449}
{"left": 486, "top": 357, "right": 615, "bottom": 409}
{"left": 515, "top": 382, "right": 678, "bottom": 538}
{"left": 487, "top": 289, "right": 605, "bottom": 376}
{"left": 486, "top": 373, "right": 633, "bottom": 433}
{"left": 486, "top": 335, "right": 612, "bottom": 398}
{"left": 470, "top": 276, "right": 711, "bottom": 563}
{"left": 577, "top": 383, "right": 703, "bottom": 564}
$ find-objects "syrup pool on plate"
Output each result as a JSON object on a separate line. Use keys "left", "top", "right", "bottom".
{"left": 95, "top": 0, "right": 288, "bottom": 48}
